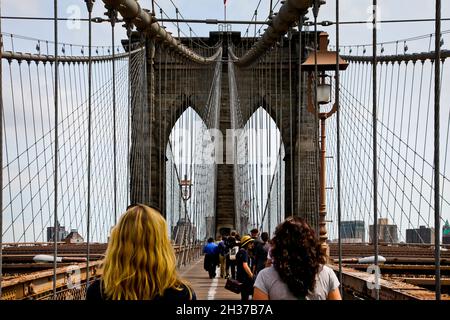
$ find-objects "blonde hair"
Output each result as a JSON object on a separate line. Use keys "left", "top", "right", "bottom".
{"left": 101, "top": 204, "right": 191, "bottom": 300}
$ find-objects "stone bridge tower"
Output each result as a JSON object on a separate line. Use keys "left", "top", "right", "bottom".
{"left": 127, "top": 30, "right": 319, "bottom": 237}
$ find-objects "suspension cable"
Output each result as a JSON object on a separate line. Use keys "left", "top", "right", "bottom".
{"left": 313, "top": 1, "right": 320, "bottom": 235}
{"left": 126, "top": 24, "right": 132, "bottom": 206}
{"left": 108, "top": 7, "right": 118, "bottom": 224}
{"left": 371, "top": 0, "right": 380, "bottom": 300}
{"left": 297, "top": 17, "right": 303, "bottom": 217}
{"left": 0, "top": 0, "right": 3, "bottom": 299}
{"left": 52, "top": 0, "right": 59, "bottom": 299}
{"left": 279, "top": 37, "right": 284, "bottom": 223}
{"left": 434, "top": 0, "right": 442, "bottom": 301}
{"left": 335, "top": 0, "right": 343, "bottom": 297}
{"left": 288, "top": 28, "right": 294, "bottom": 218}
{"left": 158, "top": 44, "right": 162, "bottom": 212}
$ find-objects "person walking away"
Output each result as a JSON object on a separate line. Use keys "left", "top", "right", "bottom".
{"left": 249, "top": 228, "right": 262, "bottom": 273}
{"left": 250, "top": 228, "right": 260, "bottom": 240}
{"left": 236, "top": 235, "right": 255, "bottom": 300}
{"left": 253, "top": 217, "right": 341, "bottom": 300}
{"left": 86, "top": 204, "right": 195, "bottom": 300}
{"left": 217, "top": 235, "right": 228, "bottom": 278}
{"left": 226, "top": 232, "right": 239, "bottom": 279}
{"left": 203, "top": 237, "right": 219, "bottom": 279}
{"left": 254, "top": 232, "right": 270, "bottom": 275}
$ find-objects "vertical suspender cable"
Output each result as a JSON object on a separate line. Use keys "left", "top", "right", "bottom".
{"left": 434, "top": 0, "right": 441, "bottom": 301}
{"left": 313, "top": 1, "right": 320, "bottom": 234}
{"left": 190, "top": 65, "right": 194, "bottom": 218}
{"left": 158, "top": 45, "right": 163, "bottom": 212}
{"left": 254, "top": 10, "right": 258, "bottom": 41}
{"left": 126, "top": 24, "right": 131, "bottom": 207}
{"left": 267, "top": 54, "right": 271, "bottom": 233}
{"left": 259, "top": 60, "right": 264, "bottom": 227}
{"left": 298, "top": 17, "right": 303, "bottom": 218}
{"left": 247, "top": 87, "right": 252, "bottom": 227}
{"left": 288, "top": 29, "right": 294, "bottom": 217}
{"left": 85, "top": 0, "right": 93, "bottom": 292}
{"left": 125, "top": 23, "right": 131, "bottom": 208}
{"left": 251, "top": 64, "right": 255, "bottom": 226}
{"left": 249, "top": 66, "right": 254, "bottom": 226}
{"left": 52, "top": 0, "right": 59, "bottom": 299}
{"left": 0, "top": 1, "right": 3, "bottom": 299}
{"left": 110, "top": 8, "right": 117, "bottom": 224}
{"left": 141, "top": 34, "right": 146, "bottom": 202}
{"left": 279, "top": 38, "right": 284, "bottom": 221}
{"left": 275, "top": 44, "right": 280, "bottom": 226}
{"left": 253, "top": 105, "right": 257, "bottom": 227}
{"left": 176, "top": 8, "right": 181, "bottom": 42}
{"left": 372, "top": 0, "right": 379, "bottom": 300}
{"left": 260, "top": 57, "right": 264, "bottom": 229}
{"left": 149, "top": 37, "right": 154, "bottom": 204}
{"left": 259, "top": 60, "right": 264, "bottom": 225}
{"left": 335, "top": 0, "right": 343, "bottom": 297}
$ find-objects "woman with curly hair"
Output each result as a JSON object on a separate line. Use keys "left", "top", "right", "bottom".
{"left": 86, "top": 204, "right": 195, "bottom": 300}
{"left": 253, "top": 217, "right": 341, "bottom": 300}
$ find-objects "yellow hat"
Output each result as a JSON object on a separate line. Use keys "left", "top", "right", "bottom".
{"left": 240, "top": 235, "right": 254, "bottom": 248}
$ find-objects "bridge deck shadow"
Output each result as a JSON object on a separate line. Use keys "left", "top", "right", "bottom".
{"left": 179, "top": 258, "right": 240, "bottom": 300}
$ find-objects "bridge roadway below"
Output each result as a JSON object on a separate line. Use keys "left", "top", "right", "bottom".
{"left": 179, "top": 258, "right": 239, "bottom": 300}
{"left": 2, "top": 243, "right": 450, "bottom": 299}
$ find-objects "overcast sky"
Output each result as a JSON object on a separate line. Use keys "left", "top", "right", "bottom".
{"left": 2, "top": 1, "right": 449, "bottom": 53}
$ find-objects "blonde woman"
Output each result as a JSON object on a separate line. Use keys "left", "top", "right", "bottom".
{"left": 86, "top": 204, "right": 195, "bottom": 300}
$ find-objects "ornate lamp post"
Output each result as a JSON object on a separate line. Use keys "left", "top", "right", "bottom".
{"left": 180, "top": 174, "right": 193, "bottom": 229}
{"left": 179, "top": 174, "right": 193, "bottom": 265}
{"left": 302, "top": 32, "right": 348, "bottom": 258}
{"left": 180, "top": 174, "right": 192, "bottom": 202}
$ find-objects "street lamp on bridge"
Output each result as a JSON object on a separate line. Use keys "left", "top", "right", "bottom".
{"left": 180, "top": 174, "right": 193, "bottom": 202}
{"left": 302, "top": 32, "right": 349, "bottom": 259}
{"left": 180, "top": 174, "right": 193, "bottom": 225}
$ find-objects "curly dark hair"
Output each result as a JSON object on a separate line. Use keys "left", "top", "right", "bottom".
{"left": 271, "top": 217, "right": 325, "bottom": 299}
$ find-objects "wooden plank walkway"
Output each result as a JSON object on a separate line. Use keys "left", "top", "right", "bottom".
{"left": 179, "top": 258, "right": 240, "bottom": 300}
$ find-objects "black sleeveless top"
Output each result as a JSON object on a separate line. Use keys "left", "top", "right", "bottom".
{"left": 86, "top": 279, "right": 196, "bottom": 301}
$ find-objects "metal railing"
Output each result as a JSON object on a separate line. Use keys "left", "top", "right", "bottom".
{"left": 1, "top": 244, "right": 204, "bottom": 300}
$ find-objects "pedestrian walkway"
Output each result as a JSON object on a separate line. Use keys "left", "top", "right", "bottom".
{"left": 179, "top": 258, "right": 240, "bottom": 300}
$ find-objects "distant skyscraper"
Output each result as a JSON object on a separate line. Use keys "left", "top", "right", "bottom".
{"left": 341, "top": 221, "right": 365, "bottom": 243}
{"left": 369, "top": 218, "right": 398, "bottom": 243}
{"left": 406, "top": 226, "right": 435, "bottom": 244}
{"left": 47, "top": 221, "right": 69, "bottom": 242}
{"left": 443, "top": 220, "right": 450, "bottom": 245}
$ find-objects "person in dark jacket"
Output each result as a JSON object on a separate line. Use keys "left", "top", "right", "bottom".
{"left": 203, "top": 237, "right": 219, "bottom": 279}
{"left": 253, "top": 231, "right": 270, "bottom": 275}
{"left": 236, "top": 235, "right": 255, "bottom": 300}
